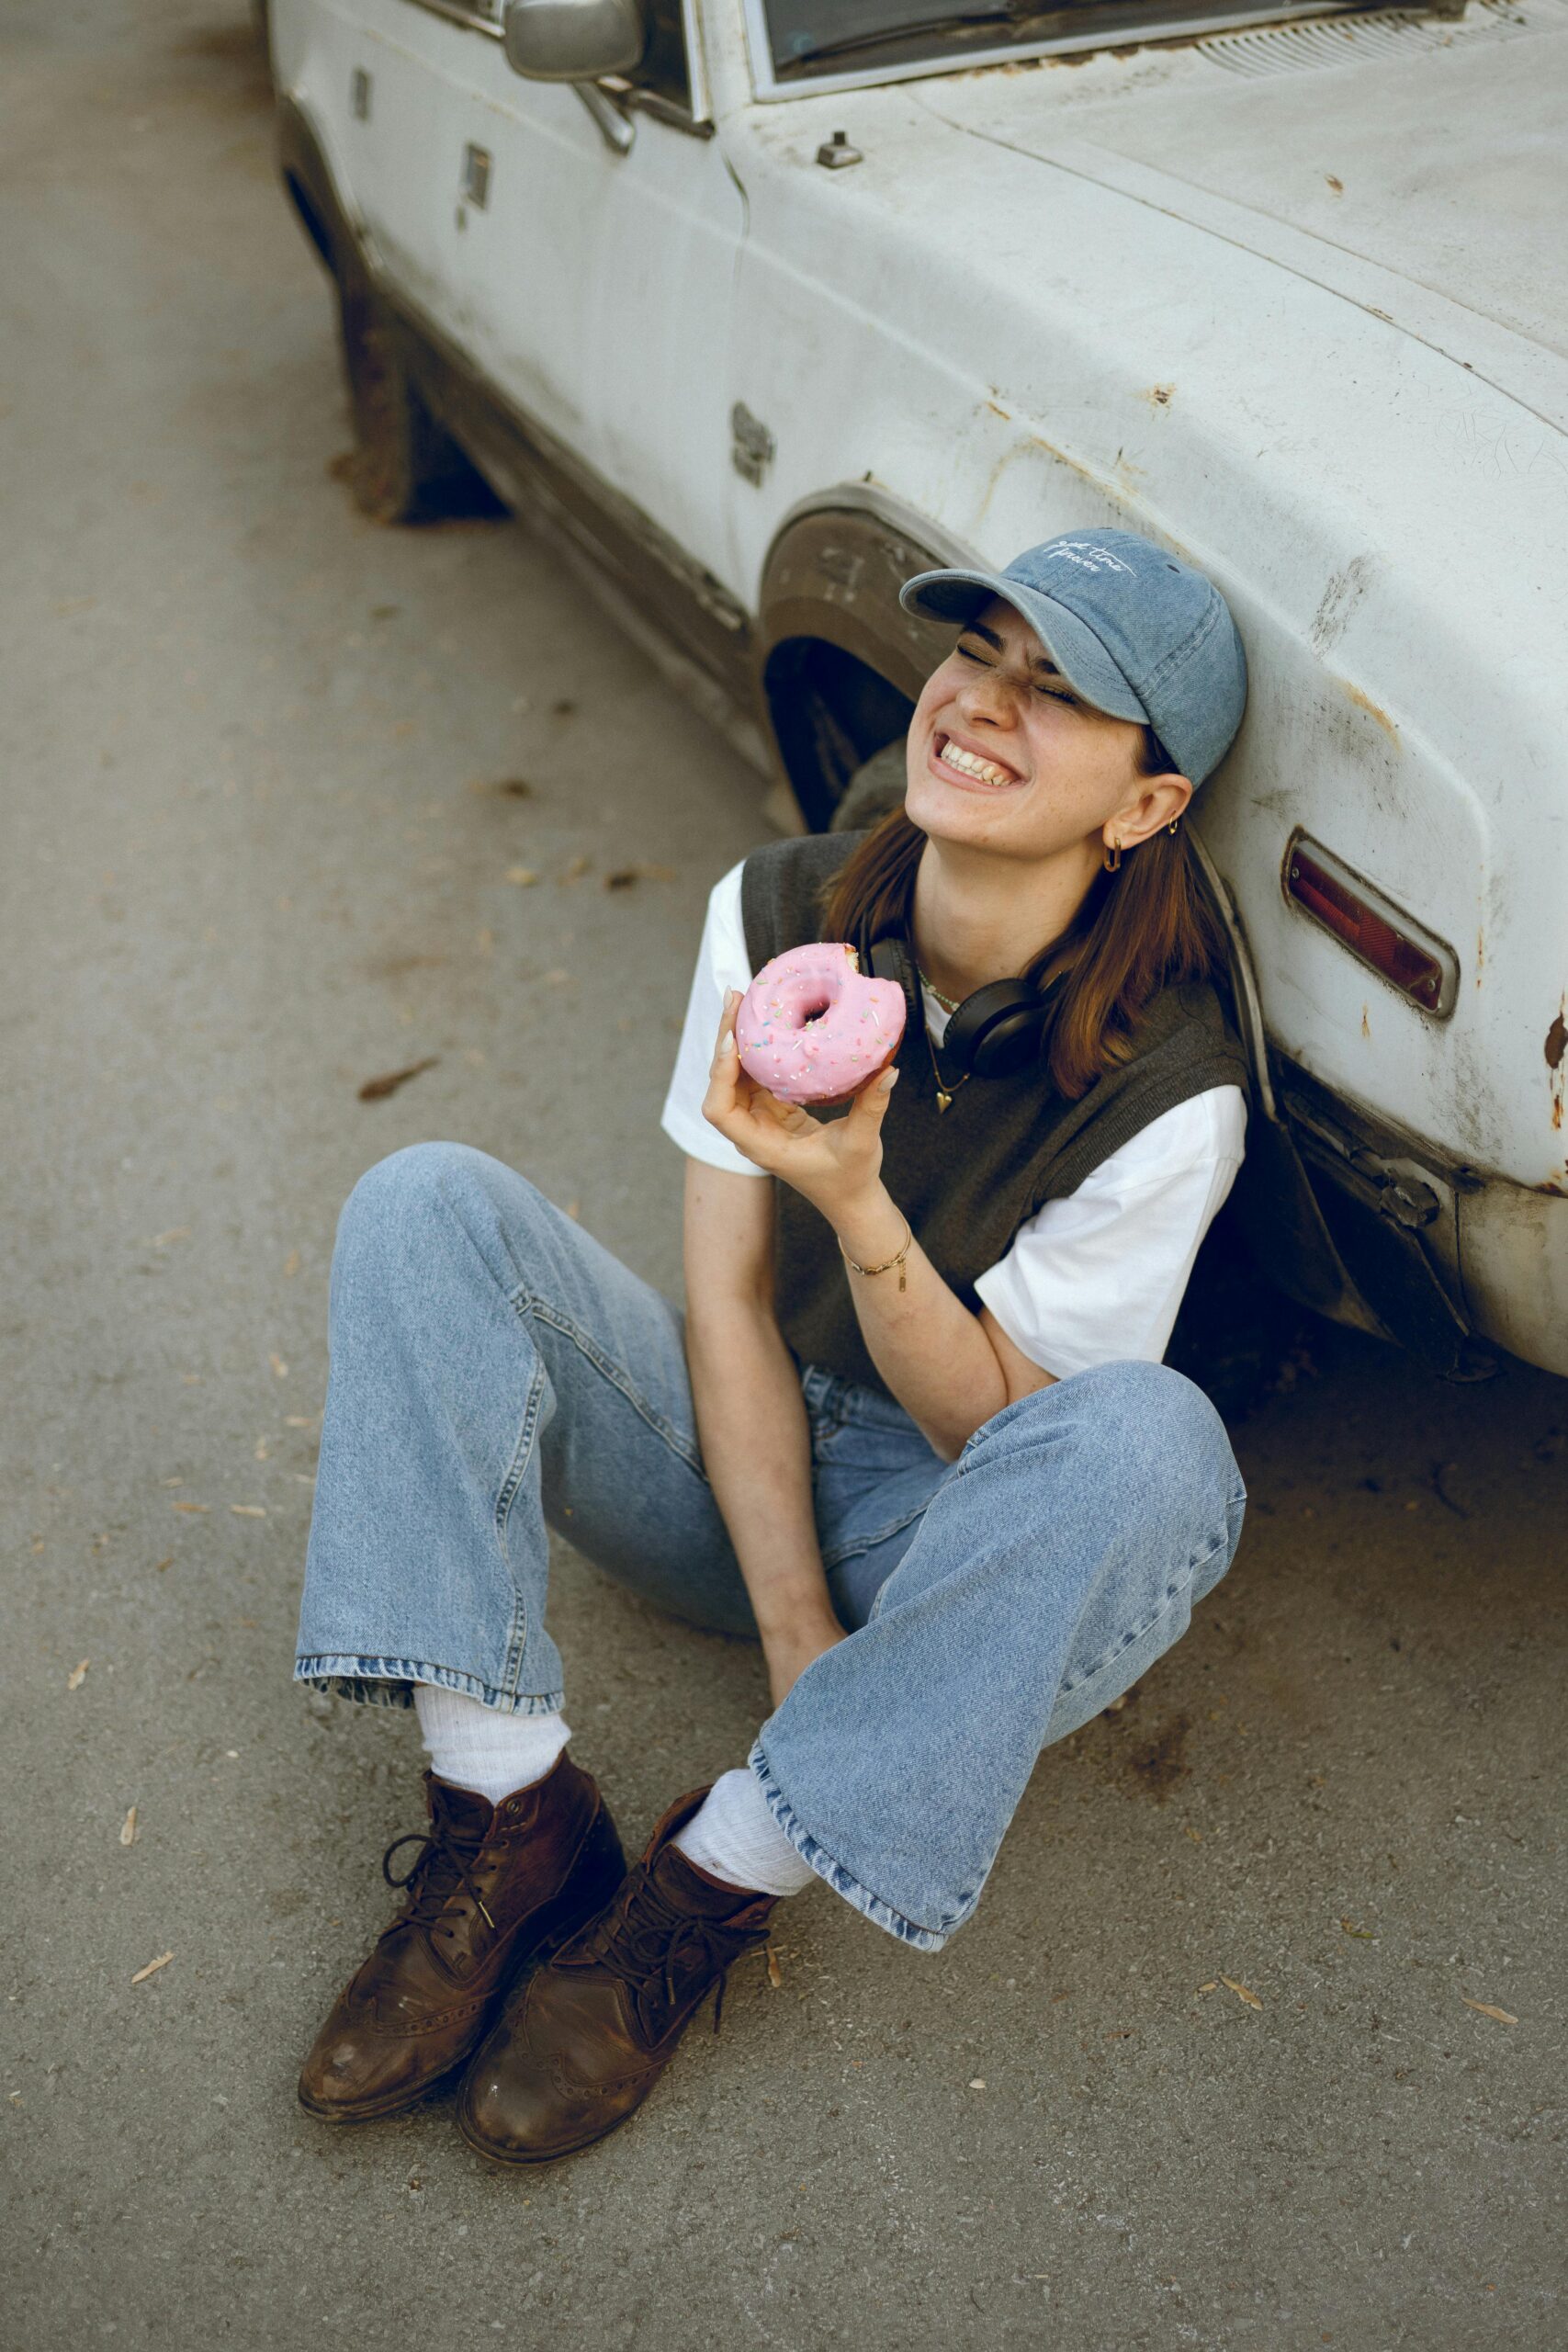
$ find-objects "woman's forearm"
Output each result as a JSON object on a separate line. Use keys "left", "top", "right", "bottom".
{"left": 830, "top": 1182, "right": 1009, "bottom": 1463}
{"left": 683, "top": 1298, "right": 839, "bottom": 1645}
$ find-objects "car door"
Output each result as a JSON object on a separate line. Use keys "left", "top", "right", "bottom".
{"left": 293, "top": 0, "right": 499, "bottom": 357}
{"left": 432, "top": 1, "right": 749, "bottom": 597}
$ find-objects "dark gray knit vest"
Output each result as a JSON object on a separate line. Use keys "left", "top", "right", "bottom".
{"left": 739, "top": 830, "right": 1249, "bottom": 1400}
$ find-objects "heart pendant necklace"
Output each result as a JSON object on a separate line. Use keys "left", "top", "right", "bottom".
{"left": 923, "top": 1014, "right": 971, "bottom": 1114}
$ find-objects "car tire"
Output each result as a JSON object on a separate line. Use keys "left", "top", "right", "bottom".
{"left": 333, "top": 263, "right": 500, "bottom": 525}
{"left": 828, "top": 738, "right": 908, "bottom": 834}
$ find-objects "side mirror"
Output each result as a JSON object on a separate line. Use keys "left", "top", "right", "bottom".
{"left": 502, "top": 0, "right": 646, "bottom": 82}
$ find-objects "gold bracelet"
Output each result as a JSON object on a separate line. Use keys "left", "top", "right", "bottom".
{"left": 838, "top": 1213, "right": 913, "bottom": 1293}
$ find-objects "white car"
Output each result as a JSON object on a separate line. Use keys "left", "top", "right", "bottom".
{"left": 268, "top": 0, "right": 1568, "bottom": 1384}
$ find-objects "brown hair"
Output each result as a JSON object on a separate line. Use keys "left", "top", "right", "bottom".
{"left": 815, "top": 730, "right": 1224, "bottom": 1100}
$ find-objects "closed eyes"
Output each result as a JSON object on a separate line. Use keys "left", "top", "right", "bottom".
{"left": 955, "top": 640, "right": 1077, "bottom": 707}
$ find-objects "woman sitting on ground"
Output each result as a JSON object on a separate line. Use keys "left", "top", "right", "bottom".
{"left": 292, "top": 525, "right": 1252, "bottom": 2165}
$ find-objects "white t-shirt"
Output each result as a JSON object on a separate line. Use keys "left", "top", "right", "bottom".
{"left": 659, "top": 859, "right": 1247, "bottom": 1382}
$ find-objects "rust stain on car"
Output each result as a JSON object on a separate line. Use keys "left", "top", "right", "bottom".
{"left": 1337, "top": 679, "right": 1400, "bottom": 744}
{"left": 1140, "top": 384, "right": 1176, "bottom": 407}
{"left": 1546, "top": 1010, "right": 1567, "bottom": 1070}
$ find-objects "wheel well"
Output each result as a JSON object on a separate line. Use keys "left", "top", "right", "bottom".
{"left": 283, "top": 169, "right": 335, "bottom": 273}
{"left": 762, "top": 637, "right": 914, "bottom": 834}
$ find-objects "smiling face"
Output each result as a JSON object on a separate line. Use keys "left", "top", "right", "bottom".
{"left": 904, "top": 596, "right": 1190, "bottom": 871}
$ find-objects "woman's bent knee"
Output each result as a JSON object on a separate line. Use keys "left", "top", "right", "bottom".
{"left": 966, "top": 1359, "right": 1244, "bottom": 1572}
{"left": 975, "top": 1360, "right": 1235, "bottom": 1487}
{"left": 1066, "top": 1359, "right": 1237, "bottom": 1481}
{"left": 343, "top": 1139, "right": 494, "bottom": 1216}
{"left": 337, "top": 1141, "right": 542, "bottom": 1255}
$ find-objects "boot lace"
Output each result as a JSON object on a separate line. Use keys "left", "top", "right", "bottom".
{"left": 379, "top": 1823, "right": 497, "bottom": 1946}
{"left": 565, "top": 1866, "right": 770, "bottom": 2042}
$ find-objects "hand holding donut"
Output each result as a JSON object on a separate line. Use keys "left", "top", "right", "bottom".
{"left": 703, "top": 957, "right": 902, "bottom": 1216}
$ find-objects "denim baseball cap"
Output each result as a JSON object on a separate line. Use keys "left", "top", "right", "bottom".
{"left": 899, "top": 528, "right": 1247, "bottom": 786}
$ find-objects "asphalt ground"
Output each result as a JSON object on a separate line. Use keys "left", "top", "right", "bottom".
{"left": 3, "top": 6, "right": 1563, "bottom": 2346}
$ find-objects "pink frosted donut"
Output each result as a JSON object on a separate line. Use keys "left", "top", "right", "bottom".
{"left": 735, "top": 942, "right": 907, "bottom": 1107}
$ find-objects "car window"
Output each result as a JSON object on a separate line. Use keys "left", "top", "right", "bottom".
{"left": 756, "top": 1, "right": 1375, "bottom": 86}
{"left": 632, "top": 0, "right": 693, "bottom": 110}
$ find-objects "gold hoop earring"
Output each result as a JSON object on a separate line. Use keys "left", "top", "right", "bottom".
{"left": 1167, "top": 817, "right": 1181, "bottom": 836}
{"left": 1103, "top": 838, "right": 1122, "bottom": 873}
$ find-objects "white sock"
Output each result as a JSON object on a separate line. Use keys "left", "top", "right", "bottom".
{"left": 673, "top": 1767, "right": 818, "bottom": 1898}
{"left": 413, "top": 1683, "right": 571, "bottom": 1805}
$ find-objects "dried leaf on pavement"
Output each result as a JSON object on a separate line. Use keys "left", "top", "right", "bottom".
{"left": 1220, "top": 1975, "right": 1263, "bottom": 2010}
{"left": 269, "top": 1353, "right": 288, "bottom": 1378}
{"left": 172, "top": 1501, "right": 209, "bottom": 1514}
{"left": 67, "top": 1658, "right": 89, "bottom": 1690}
{"left": 120, "top": 1806, "right": 138, "bottom": 1847}
{"left": 1462, "top": 1997, "right": 1518, "bottom": 2025}
{"left": 767, "top": 1947, "right": 784, "bottom": 1990}
{"left": 504, "top": 865, "right": 538, "bottom": 887}
{"left": 231, "top": 1505, "right": 266, "bottom": 1518}
{"left": 130, "top": 1951, "right": 174, "bottom": 1985}
{"left": 1339, "top": 1918, "right": 1374, "bottom": 1938}
{"left": 358, "top": 1057, "right": 439, "bottom": 1102}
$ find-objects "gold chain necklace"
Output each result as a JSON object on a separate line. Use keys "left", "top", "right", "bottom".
{"left": 912, "top": 961, "right": 971, "bottom": 1114}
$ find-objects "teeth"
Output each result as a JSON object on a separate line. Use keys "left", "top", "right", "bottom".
{"left": 941, "top": 737, "right": 1015, "bottom": 786}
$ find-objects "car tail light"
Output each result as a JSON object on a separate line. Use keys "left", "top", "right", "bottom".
{"left": 1283, "top": 834, "right": 1458, "bottom": 1018}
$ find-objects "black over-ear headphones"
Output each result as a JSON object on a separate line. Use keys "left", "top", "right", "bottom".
{"left": 858, "top": 922, "right": 1068, "bottom": 1082}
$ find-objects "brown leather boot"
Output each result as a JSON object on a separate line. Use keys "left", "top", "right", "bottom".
{"left": 455, "top": 1786, "right": 777, "bottom": 2165}
{"left": 297, "top": 1750, "right": 626, "bottom": 2124}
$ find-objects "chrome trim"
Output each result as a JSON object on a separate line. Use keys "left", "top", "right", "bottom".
{"left": 678, "top": 0, "right": 711, "bottom": 121}
{"left": 740, "top": 0, "right": 1381, "bottom": 102}
{"left": 600, "top": 75, "right": 716, "bottom": 133}
{"left": 574, "top": 78, "right": 637, "bottom": 148}
{"left": 400, "top": 0, "right": 505, "bottom": 40}
{"left": 1187, "top": 828, "right": 1280, "bottom": 1124}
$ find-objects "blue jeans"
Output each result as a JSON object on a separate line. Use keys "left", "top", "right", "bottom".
{"left": 294, "top": 1142, "right": 1246, "bottom": 1952}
